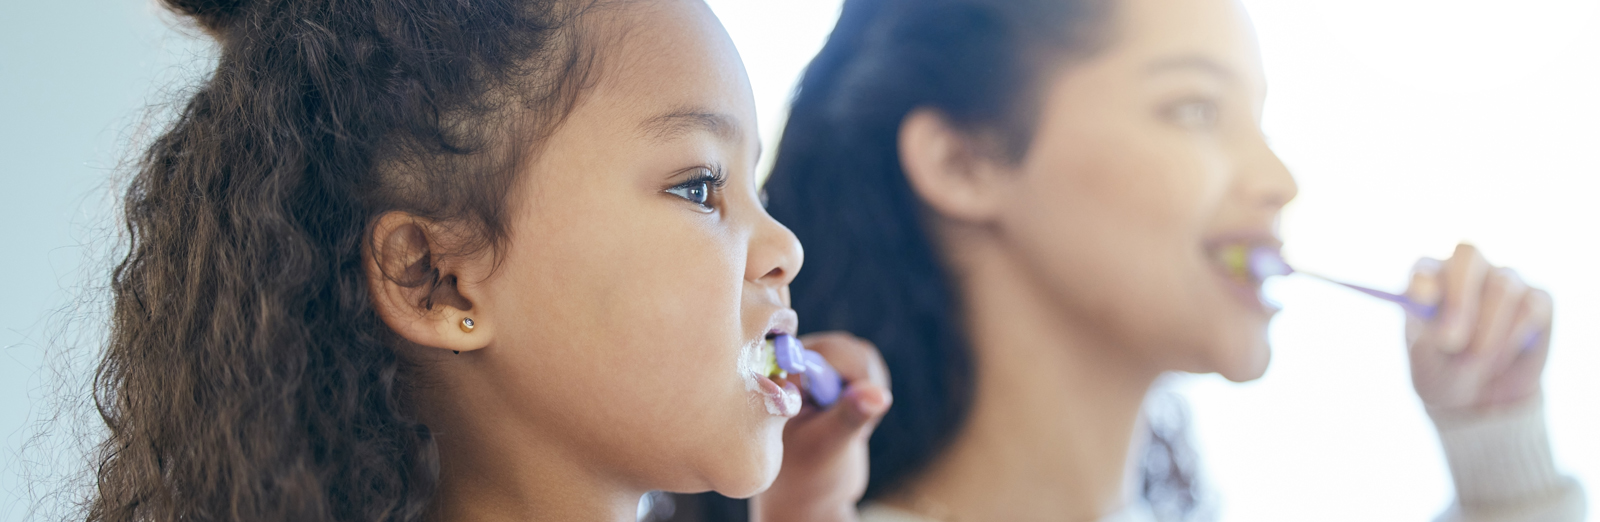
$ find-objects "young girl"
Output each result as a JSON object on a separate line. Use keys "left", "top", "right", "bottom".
{"left": 89, "top": 0, "right": 889, "bottom": 521}
{"left": 680, "top": 0, "right": 1583, "bottom": 520}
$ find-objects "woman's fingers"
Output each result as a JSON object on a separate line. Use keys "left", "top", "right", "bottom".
{"left": 1437, "top": 244, "right": 1491, "bottom": 354}
{"left": 1406, "top": 258, "right": 1444, "bottom": 350}
{"left": 1510, "top": 288, "right": 1554, "bottom": 354}
{"left": 1469, "top": 267, "right": 1526, "bottom": 360}
{"left": 1407, "top": 244, "right": 1556, "bottom": 413}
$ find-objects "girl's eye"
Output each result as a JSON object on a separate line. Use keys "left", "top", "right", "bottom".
{"left": 1165, "top": 99, "right": 1220, "bottom": 129}
{"left": 666, "top": 168, "right": 723, "bottom": 210}
{"left": 669, "top": 181, "right": 711, "bottom": 207}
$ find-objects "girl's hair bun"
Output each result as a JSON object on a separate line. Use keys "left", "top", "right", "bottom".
{"left": 162, "top": 0, "right": 250, "bottom": 35}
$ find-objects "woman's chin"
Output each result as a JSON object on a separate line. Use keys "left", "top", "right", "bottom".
{"left": 1215, "top": 337, "right": 1272, "bottom": 382}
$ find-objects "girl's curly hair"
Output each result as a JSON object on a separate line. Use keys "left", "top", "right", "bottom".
{"left": 88, "top": 0, "right": 595, "bottom": 520}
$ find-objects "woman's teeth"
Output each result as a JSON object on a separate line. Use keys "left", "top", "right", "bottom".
{"left": 1212, "top": 242, "right": 1292, "bottom": 286}
{"left": 1216, "top": 243, "right": 1255, "bottom": 284}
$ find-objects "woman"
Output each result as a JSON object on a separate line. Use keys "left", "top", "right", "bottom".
{"left": 85, "top": 0, "right": 889, "bottom": 521}
{"left": 758, "top": 0, "right": 1580, "bottom": 520}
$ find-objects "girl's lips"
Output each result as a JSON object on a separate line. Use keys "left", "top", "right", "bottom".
{"left": 754, "top": 373, "right": 801, "bottom": 417}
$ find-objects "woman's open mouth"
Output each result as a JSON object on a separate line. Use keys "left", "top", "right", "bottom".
{"left": 1204, "top": 236, "right": 1285, "bottom": 313}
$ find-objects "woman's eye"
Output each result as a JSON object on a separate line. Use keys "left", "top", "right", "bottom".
{"left": 1166, "top": 99, "right": 1220, "bottom": 129}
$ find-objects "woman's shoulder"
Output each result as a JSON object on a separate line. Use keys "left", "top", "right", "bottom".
{"left": 859, "top": 502, "right": 937, "bottom": 522}
{"left": 858, "top": 501, "right": 1161, "bottom": 522}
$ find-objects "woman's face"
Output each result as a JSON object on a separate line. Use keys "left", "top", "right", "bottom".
{"left": 453, "top": 0, "right": 802, "bottom": 498}
{"left": 997, "top": 0, "right": 1296, "bottom": 381}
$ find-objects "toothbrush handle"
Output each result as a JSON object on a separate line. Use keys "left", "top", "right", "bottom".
{"left": 800, "top": 349, "right": 842, "bottom": 408}
{"left": 1321, "top": 277, "right": 1544, "bottom": 351}
{"left": 1328, "top": 281, "right": 1438, "bottom": 320}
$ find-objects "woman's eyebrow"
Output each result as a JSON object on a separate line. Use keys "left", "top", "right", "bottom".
{"left": 638, "top": 108, "right": 743, "bottom": 144}
{"left": 1144, "top": 54, "right": 1237, "bottom": 82}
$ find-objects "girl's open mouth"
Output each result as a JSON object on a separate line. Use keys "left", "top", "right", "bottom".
{"left": 751, "top": 332, "right": 801, "bottom": 417}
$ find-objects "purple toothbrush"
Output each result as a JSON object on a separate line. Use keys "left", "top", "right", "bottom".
{"left": 1243, "top": 246, "right": 1439, "bottom": 319}
{"left": 771, "top": 334, "right": 842, "bottom": 408}
{"left": 1240, "top": 246, "right": 1541, "bottom": 350}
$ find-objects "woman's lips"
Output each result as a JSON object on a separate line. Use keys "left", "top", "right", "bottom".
{"left": 1203, "top": 237, "right": 1283, "bottom": 315}
{"left": 1210, "top": 265, "right": 1277, "bottom": 314}
{"left": 754, "top": 373, "right": 801, "bottom": 417}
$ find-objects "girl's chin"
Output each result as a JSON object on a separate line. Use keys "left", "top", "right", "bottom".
{"left": 708, "top": 432, "right": 785, "bottom": 499}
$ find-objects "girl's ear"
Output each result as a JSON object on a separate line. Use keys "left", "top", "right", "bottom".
{"left": 897, "top": 108, "right": 1015, "bottom": 223}
{"left": 365, "top": 212, "right": 494, "bottom": 354}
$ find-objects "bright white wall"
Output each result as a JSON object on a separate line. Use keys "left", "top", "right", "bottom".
{"left": 703, "top": 0, "right": 847, "bottom": 179}
{"left": 1185, "top": 1, "right": 1600, "bottom": 520}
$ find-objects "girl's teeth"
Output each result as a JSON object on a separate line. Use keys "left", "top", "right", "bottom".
{"left": 762, "top": 339, "right": 785, "bottom": 379}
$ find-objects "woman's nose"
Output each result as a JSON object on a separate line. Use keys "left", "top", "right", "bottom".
{"left": 1241, "top": 135, "right": 1298, "bottom": 212}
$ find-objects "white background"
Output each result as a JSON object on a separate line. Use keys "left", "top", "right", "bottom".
{"left": 2, "top": 1, "right": 1595, "bottom": 521}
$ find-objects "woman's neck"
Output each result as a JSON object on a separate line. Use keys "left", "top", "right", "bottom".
{"left": 890, "top": 239, "right": 1163, "bottom": 521}
{"left": 423, "top": 387, "right": 643, "bottom": 522}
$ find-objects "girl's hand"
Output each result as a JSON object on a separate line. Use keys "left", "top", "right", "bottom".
{"left": 1405, "top": 243, "right": 1554, "bottom": 414}
{"left": 752, "top": 332, "right": 892, "bottom": 522}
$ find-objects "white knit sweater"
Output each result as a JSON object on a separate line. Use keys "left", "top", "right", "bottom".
{"left": 858, "top": 399, "right": 1585, "bottom": 522}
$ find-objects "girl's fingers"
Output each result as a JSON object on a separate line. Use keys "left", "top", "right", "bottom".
{"left": 800, "top": 332, "right": 891, "bottom": 393}
{"left": 801, "top": 383, "right": 892, "bottom": 444}
{"left": 786, "top": 333, "right": 893, "bottom": 453}
{"left": 1468, "top": 267, "right": 1526, "bottom": 360}
{"left": 1437, "top": 244, "right": 1491, "bottom": 354}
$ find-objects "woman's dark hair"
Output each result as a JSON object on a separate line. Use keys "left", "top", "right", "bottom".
{"left": 666, "top": 0, "right": 1202, "bottom": 520}
{"left": 89, "top": 0, "right": 595, "bottom": 520}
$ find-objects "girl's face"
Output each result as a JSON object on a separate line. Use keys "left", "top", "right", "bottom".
{"left": 440, "top": 0, "right": 802, "bottom": 499}
{"left": 997, "top": 0, "right": 1296, "bottom": 381}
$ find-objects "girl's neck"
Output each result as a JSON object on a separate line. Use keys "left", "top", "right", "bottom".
{"left": 424, "top": 392, "right": 643, "bottom": 522}
{"left": 891, "top": 239, "right": 1163, "bottom": 521}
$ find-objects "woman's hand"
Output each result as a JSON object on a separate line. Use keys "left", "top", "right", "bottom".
{"left": 751, "top": 332, "right": 892, "bottom": 522}
{"left": 1405, "top": 243, "right": 1554, "bottom": 414}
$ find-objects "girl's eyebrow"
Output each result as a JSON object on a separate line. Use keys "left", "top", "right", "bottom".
{"left": 639, "top": 107, "right": 743, "bottom": 144}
